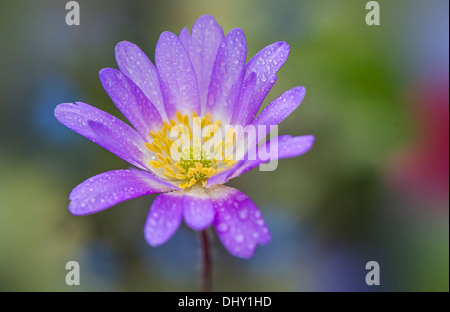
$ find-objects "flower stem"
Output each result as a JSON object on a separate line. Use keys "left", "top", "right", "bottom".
{"left": 200, "top": 230, "right": 212, "bottom": 292}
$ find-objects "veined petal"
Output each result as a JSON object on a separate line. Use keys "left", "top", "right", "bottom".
{"left": 144, "top": 191, "right": 183, "bottom": 247}
{"left": 115, "top": 41, "right": 167, "bottom": 120}
{"left": 99, "top": 68, "right": 163, "bottom": 141}
{"left": 208, "top": 185, "right": 270, "bottom": 259}
{"left": 55, "top": 102, "right": 148, "bottom": 169}
{"left": 253, "top": 86, "right": 306, "bottom": 127}
{"left": 69, "top": 169, "right": 176, "bottom": 216}
{"left": 155, "top": 31, "right": 201, "bottom": 118}
{"left": 237, "top": 42, "right": 290, "bottom": 125}
{"left": 183, "top": 185, "right": 214, "bottom": 231}
{"left": 188, "top": 15, "right": 224, "bottom": 114}
{"left": 207, "top": 28, "right": 246, "bottom": 124}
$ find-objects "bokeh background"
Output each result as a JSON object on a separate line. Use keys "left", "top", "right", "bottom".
{"left": 0, "top": 0, "right": 448, "bottom": 291}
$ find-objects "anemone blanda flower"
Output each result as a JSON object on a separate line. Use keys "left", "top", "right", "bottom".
{"left": 55, "top": 15, "right": 314, "bottom": 258}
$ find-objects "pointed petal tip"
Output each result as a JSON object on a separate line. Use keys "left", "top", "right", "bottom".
{"left": 179, "top": 26, "right": 190, "bottom": 36}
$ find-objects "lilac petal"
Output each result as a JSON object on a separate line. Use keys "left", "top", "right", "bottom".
{"left": 155, "top": 31, "right": 201, "bottom": 118}
{"left": 144, "top": 191, "right": 184, "bottom": 247}
{"left": 55, "top": 102, "right": 148, "bottom": 169}
{"left": 99, "top": 68, "right": 163, "bottom": 142}
{"left": 69, "top": 169, "right": 176, "bottom": 216}
{"left": 207, "top": 135, "right": 315, "bottom": 186}
{"left": 237, "top": 42, "right": 290, "bottom": 125}
{"left": 231, "top": 135, "right": 315, "bottom": 178}
{"left": 205, "top": 164, "right": 238, "bottom": 187}
{"left": 208, "top": 185, "right": 270, "bottom": 259}
{"left": 207, "top": 28, "right": 246, "bottom": 124}
{"left": 183, "top": 186, "right": 214, "bottom": 231}
{"left": 178, "top": 27, "right": 191, "bottom": 54}
{"left": 115, "top": 41, "right": 167, "bottom": 120}
{"left": 231, "top": 72, "right": 257, "bottom": 124}
{"left": 253, "top": 86, "right": 306, "bottom": 127}
{"left": 188, "top": 15, "right": 224, "bottom": 114}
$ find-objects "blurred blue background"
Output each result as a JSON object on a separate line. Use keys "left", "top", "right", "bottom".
{"left": 0, "top": 0, "right": 448, "bottom": 291}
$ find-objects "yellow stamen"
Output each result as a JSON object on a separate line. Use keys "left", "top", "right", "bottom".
{"left": 149, "top": 160, "right": 162, "bottom": 168}
{"left": 145, "top": 110, "right": 238, "bottom": 189}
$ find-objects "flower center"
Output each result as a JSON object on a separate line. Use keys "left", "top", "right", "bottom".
{"left": 146, "top": 111, "right": 237, "bottom": 189}
{"left": 180, "top": 145, "right": 213, "bottom": 172}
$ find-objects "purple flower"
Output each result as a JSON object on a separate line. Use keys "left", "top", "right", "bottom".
{"left": 55, "top": 15, "right": 314, "bottom": 258}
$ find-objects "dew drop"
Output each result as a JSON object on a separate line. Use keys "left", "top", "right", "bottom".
{"left": 216, "top": 223, "right": 228, "bottom": 232}
{"left": 239, "top": 208, "right": 248, "bottom": 220}
{"left": 235, "top": 234, "right": 244, "bottom": 243}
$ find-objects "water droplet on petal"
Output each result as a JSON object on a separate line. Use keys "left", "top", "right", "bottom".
{"left": 235, "top": 234, "right": 244, "bottom": 243}
{"left": 216, "top": 223, "right": 228, "bottom": 232}
{"left": 239, "top": 208, "right": 248, "bottom": 220}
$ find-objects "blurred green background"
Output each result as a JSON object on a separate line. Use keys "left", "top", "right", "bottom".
{"left": 0, "top": 0, "right": 448, "bottom": 291}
